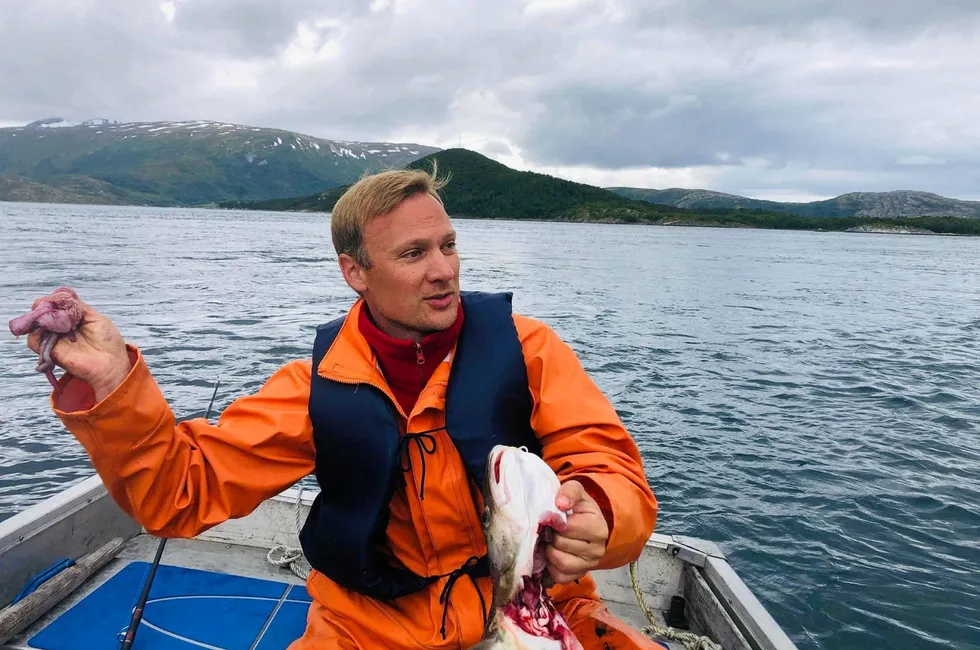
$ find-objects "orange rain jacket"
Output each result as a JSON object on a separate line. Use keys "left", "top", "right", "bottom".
{"left": 49, "top": 298, "right": 660, "bottom": 649}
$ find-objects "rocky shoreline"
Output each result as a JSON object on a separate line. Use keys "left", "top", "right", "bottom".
{"left": 845, "top": 223, "right": 937, "bottom": 235}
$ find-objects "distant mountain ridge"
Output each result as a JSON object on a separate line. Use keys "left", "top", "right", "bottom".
{"left": 220, "top": 148, "right": 686, "bottom": 223}
{"left": 1, "top": 116, "right": 976, "bottom": 222}
{"left": 220, "top": 149, "right": 980, "bottom": 236}
{"left": 0, "top": 117, "right": 439, "bottom": 206}
{"left": 607, "top": 187, "right": 980, "bottom": 219}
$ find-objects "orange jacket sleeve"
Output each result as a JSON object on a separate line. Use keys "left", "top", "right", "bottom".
{"left": 49, "top": 345, "right": 316, "bottom": 538}
{"left": 514, "top": 314, "right": 658, "bottom": 569}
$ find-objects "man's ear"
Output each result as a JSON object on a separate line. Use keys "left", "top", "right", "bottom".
{"left": 338, "top": 253, "right": 369, "bottom": 294}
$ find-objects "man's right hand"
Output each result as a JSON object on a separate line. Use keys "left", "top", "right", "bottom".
{"left": 25, "top": 294, "right": 132, "bottom": 402}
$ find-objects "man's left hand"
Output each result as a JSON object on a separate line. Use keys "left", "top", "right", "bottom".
{"left": 545, "top": 479, "right": 609, "bottom": 584}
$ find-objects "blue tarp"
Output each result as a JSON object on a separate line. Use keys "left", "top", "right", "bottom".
{"left": 27, "top": 561, "right": 311, "bottom": 650}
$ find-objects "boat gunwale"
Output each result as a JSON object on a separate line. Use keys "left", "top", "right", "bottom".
{"left": 0, "top": 475, "right": 109, "bottom": 556}
{"left": 1, "top": 477, "right": 799, "bottom": 650}
{"left": 701, "top": 556, "right": 798, "bottom": 650}
{"left": 0, "top": 475, "right": 140, "bottom": 615}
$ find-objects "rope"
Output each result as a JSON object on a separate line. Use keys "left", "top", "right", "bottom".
{"left": 266, "top": 488, "right": 311, "bottom": 581}
{"left": 12, "top": 558, "right": 76, "bottom": 604}
{"left": 629, "top": 559, "right": 723, "bottom": 650}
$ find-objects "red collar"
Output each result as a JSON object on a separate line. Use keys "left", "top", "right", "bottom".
{"left": 357, "top": 301, "right": 464, "bottom": 415}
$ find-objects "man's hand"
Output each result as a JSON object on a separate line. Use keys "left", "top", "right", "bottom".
{"left": 544, "top": 479, "right": 609, "bottom": 584}
{"left": 24, "top": 294, "right": 131, "bottom": 402}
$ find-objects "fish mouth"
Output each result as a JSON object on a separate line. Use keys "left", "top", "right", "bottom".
{"left": 499, "top": 518, "right": 578, "bottom": 649}
{"left": 530, "top": 511, "right": 566, "bottom": 577}
{"left": 486, "top": 445, "right": 567, "bottom": 582}
{"left": 486, "top": 446, "right": 577, "bottom": 648}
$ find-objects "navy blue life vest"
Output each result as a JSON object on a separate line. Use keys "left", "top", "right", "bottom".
{"left": 299, "top": 291, "right": 541, "bottom": 601}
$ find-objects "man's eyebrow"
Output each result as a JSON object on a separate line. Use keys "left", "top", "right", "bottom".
{"left": 394, "top": 233, "right": 456, "bottom": 253}
{"left": 397, "top": 238, "right": 430, "bottom": 251}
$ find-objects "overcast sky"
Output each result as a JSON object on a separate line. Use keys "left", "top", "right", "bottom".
{"left": 1, "top": 0, "right": 978, "bottom": 201}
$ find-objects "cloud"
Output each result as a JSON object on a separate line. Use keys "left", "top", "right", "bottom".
{"left": 480, "top": 140, "right": 515, "bottom": 157}
{"left": 625, "top": 0, "right": 980, "bottom": 39}
{"left": 1, "top": 0, "right": 979, "bottom": 199}
{"left": 171, "top": 0, "right": 361, "bottom": 58}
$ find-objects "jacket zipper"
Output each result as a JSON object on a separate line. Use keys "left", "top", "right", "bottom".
{"left": 317, "top": 369, "right": 408, "bottom": 421}
{"left": 415, "top": 342, "right": 425, "bottom": 391}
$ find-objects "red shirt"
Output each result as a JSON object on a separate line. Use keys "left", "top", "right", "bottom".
{"left": 357, "top": 302, "right": 464, "bottom": 416}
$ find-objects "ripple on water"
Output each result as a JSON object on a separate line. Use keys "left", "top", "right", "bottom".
{"left": 1, "top": 205, "right": 979, "bottom": 650}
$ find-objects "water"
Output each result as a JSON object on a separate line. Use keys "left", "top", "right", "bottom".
{"left": 2, "top": 202, "right": 979, "bottom": 649}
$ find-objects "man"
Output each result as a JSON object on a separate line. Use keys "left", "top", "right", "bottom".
{"left": 24, "top": 167, "right": 660, "bottom": 649}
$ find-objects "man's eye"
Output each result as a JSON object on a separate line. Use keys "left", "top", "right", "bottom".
{"left": 403, "top": 249, "right": 422, "bottom": 258}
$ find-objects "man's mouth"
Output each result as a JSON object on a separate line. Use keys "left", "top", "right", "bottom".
{"left": 424, "top": 292, "right": 454, "bottom": 309}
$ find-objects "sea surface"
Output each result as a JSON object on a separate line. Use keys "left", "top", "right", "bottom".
{"left": 1, "top": 202, "right": 979, "bottom": 650}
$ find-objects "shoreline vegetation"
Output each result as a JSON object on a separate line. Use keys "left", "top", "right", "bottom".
{"left": 216, "top": 149, "right": 980, "bottom": 236}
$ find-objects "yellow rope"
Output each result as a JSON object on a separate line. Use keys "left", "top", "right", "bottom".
{"left": 629, "top": 560, "right": 723, "bottom": 650}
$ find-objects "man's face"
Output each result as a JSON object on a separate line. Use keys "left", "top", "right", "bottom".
{"left": 340, "top": 192, "right": 460, "bottom": 340}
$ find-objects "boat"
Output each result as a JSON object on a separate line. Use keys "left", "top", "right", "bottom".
{"left": 0, "top": 473, "right": 798, "bottom": 650}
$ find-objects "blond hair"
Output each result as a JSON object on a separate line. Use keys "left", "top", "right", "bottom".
{"left": 331, "top": 162, "right": 449, "bottom": 268}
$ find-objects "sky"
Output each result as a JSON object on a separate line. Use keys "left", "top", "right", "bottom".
{"left": 1, "top": 0, "right": 978, "bottom": 201}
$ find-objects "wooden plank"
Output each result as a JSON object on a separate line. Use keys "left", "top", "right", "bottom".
{"left": 683, "top": 564, "right": 752, "bottom": 650}
{"left": 0, "top": 537, "right": 126, "bottom": 644}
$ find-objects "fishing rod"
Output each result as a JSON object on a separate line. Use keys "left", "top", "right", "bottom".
{"left": 118, "top": 376, "right": 221, "bottom": 650}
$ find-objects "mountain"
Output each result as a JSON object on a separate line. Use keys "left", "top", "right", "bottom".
{"left": 220, "top": 149, "right": 980, "bottom": 236}
{"left": 607, "top": 187, "right": 792, "bottom": 212}
{"left": 220, "top": 148, "right": 685, "bottom": 223}
{"left": 0, "top": 117, "right": 439, "bottom": 206}
{"left": 804, "top": 191, "right": 980, "bottom": 219}
{"left": 608, "top": 187, "right": 980, "bottom": 219}
{"left": 409, "top": 149, "right": 692, "bottom": 221}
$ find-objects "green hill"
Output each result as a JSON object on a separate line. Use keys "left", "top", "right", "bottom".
{"left": 0, "top": 118, "right": 439, "bottom": 206}
{"left": 405, "top": 149, "right": 684, "bottom": 221}
{"left": 219, "top": 149, "right": 980, "bottom": 236}
{"left": 220, "top": 148, "right": 686, "bottom": 224}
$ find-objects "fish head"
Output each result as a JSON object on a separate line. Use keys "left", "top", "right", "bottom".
{"left": 481, "top": 445, "right": 568, "bottom": 606}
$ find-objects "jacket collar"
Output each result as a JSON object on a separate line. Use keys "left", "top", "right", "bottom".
{"left": 315, "top": 298, "right": 458, "bottom": 386}
{"left": 316, "top": 298, "right": 385, "bottom": 384}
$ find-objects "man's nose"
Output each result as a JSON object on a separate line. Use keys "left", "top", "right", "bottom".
{"left": 427, "top": 250, "right": 456, "bottom": 282}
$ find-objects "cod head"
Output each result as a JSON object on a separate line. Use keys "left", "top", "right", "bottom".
{"left": 477, "top": 445, "right": 582, "bottom": 650}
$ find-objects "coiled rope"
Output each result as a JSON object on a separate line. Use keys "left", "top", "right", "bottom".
{"left": 266, "top": 488, "right": 311, "bottom": 581}
{"left": 629, "top": 559, "right": 723, "bottom": 650}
